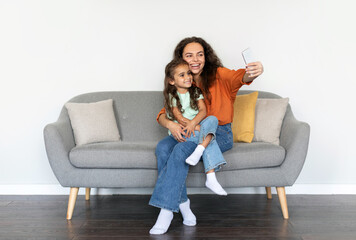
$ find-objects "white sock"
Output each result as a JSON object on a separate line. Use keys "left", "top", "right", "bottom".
{"left": 179, "top": 199, "right": 196, "bottom": 226}
{"left": 149, "top": 208, "right": 173, "bottom": 235}
{"left": 186, "top": 145, "right": 205, "bottom": 166}
{"left": 205, "top": 172, "right": 227, "bottom": 196}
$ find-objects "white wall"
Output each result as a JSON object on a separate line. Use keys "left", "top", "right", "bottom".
{"left": 1, "top": 0, "right": 356, "bottom": 193}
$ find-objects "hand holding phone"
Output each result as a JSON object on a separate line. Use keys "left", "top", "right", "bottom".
{"left": 242, "top": 48, "right": 263, "bottom": 78}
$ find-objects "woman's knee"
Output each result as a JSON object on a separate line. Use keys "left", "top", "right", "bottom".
{"left": 156, "top": 137, "right": 177, "bottom": 172}
{"left": 172, "top": 141, "right": 197, "bottom": 157}
{"left": 225, "top": 141, "right": 233, "bottom": 151}
{"left": 218, "top": 137, "right": 233, "bottom": 153}
{"left": 156, "top": 137, "right": 176, "bottom": 157}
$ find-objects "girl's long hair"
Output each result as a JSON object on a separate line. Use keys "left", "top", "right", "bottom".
{"left": 173, "top": 36, "right": 223, "bottom": 102}
{"left": 163, "top": 58, "right": 202, "bottom": 121}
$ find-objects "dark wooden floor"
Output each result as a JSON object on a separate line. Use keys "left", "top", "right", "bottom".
{"left": 0, "top": 194, "right": 356, "bottom": 240}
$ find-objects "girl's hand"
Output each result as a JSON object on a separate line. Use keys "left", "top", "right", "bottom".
{"left": 168, "top": 121, "right": 186, "bottom": 142}
{"left": 246, "top": 61, "right": 264, "bottom": 78}
{"left": 183, "top": 120, "right": 197, "bottom": 138}
{"left": 179, "top": 117, "right": 191, "bottom": 127}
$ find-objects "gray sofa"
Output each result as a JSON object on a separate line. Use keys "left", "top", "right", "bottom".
{"left": 43, "top": 90, "right": 310, "bottom": 220}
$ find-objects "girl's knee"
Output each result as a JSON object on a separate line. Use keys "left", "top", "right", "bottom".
{"left": 205, "top": 116, "right": 218, "bottom": 126}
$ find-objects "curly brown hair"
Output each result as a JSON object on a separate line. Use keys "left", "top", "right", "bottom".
{"left": 163, "top": 58, "right": 203, "bottom": 121}
{"left": 173, "top": 37, "right": 223, "bottom": 102}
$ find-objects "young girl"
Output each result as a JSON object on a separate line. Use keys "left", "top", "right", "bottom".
{"left": 149, "top": 58, "right": 228, "bottom": 235}
{"left": 163, "top": 58, "right": 227, "bottom": 196}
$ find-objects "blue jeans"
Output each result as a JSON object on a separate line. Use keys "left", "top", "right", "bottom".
{"left": 184, "top": 116, "right": 226, "bottom": 173}
{"left": 149, "top": 121, "right": 233, "bottom": 212}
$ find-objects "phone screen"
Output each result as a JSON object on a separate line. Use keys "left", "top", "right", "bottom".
{"left": 242, "top": 48, "right": 256, "bottom": 65}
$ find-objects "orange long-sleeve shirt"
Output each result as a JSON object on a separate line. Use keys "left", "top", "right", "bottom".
{"left": 157, "top": 67, "right": 251, "bottom": 125}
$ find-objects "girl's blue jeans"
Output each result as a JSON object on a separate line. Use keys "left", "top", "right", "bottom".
{"left": 183, "top": 116, "right": 226, "bottom": 173}
{"left": 149, "top": 116, "right": 233, "bottom": 212}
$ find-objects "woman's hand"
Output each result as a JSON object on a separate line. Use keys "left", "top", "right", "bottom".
{"left": 244, "top": 61, "right": 264, "bottom": 82}
{"left": 168, "top": 121, "right": 186, "bottom": 142}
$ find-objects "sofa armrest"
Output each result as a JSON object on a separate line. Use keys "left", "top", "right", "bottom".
{"left": 43, "top": 119, "right": 76, "bottom": 186}
{"left": 279, "top": 106, "right": 311, "bottom": 186}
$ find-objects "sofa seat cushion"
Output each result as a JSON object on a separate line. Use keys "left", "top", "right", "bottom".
{"left": 70, "top": 141, "right": 285, "bottom": 171}
{"left": 69, "top": 141, "right": 157, "bottom": 169}
{"left": 189, "top": 142, "right": 286, "bottom": 173}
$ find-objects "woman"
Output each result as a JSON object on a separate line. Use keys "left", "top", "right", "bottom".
{"left": 149, "top": 37, "right": 264, "bottom": 234}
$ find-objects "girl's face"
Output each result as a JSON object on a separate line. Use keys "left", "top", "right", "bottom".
{"left": 182, "top": 42, "right": 205, "bottom": 76}
{"left": 169, "top": 64, "right": 192, "bottom": 94}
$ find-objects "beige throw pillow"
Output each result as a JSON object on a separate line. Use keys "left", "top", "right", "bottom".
{"left": 65, "top": 99, "right": 120, "bottom": 146}
{"left": 253, "top": 98, "right": 289, "bottom": 145}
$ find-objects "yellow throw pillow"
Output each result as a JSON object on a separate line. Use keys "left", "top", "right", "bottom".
{"left": 232, "top": 91, "right": 259, "bottom": 143}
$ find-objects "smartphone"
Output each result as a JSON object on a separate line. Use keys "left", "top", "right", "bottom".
{"left": 242, "top": 48, "right": 256, "bottom": 65}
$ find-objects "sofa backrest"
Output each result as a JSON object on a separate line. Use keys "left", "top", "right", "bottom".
{"left": 60, "top": 91, "right": 166, "bottom": 142}
{"left": 59, "top": 90, "right": 285, "bottom": 142}
{"left": 237, "top": 90, "right": 282, "bottom": 99}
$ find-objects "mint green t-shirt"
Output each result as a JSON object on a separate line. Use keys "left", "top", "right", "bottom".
{"left": 167, "top": 91, "right": 204, "bottom": 135}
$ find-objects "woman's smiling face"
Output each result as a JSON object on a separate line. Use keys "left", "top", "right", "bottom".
{"left": 182, "top": 42, "right": 205, "bottom": 76}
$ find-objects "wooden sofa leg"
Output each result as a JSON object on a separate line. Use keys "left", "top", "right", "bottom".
{"left": 276, "top": 187, "right": 289, "bottom": 219}
{"left": 265, "top": 187, "right": 272, "bottom": 199}
{"left": 85, "top": 188, "right": 90, "bottom": 201}
{"left": 67, "top": 187, "right": 79, "bottom": 220}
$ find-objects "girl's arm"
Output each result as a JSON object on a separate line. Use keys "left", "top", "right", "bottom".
{"left": 172, "top": 107, "right": 190, "bottom": 127}
{"left": 158, "top": 114, "right": 186, "bottom": 142}
{"left": 183, "top": 99, "right": 207, "bottom": 137}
